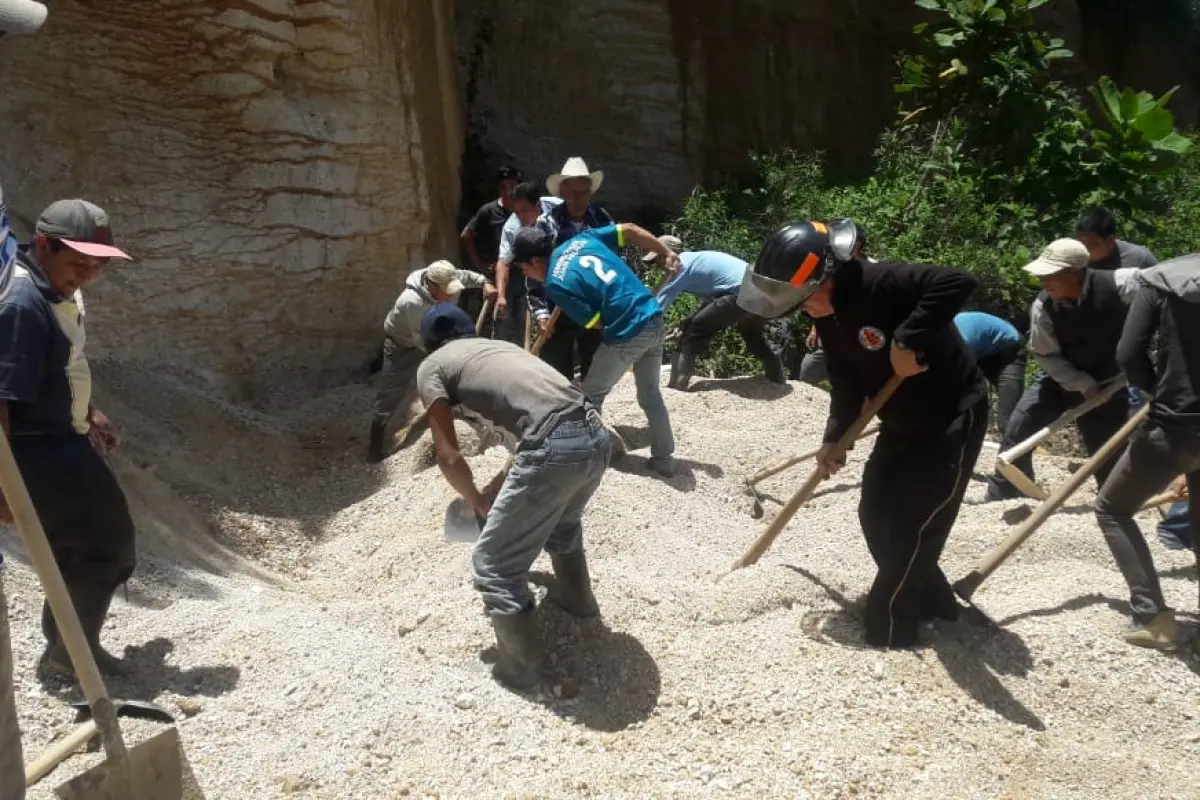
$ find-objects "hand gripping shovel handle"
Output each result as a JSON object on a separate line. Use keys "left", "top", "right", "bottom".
{"left": 955, "top": 401, "right": 1151, "bottom": 602}
{"left": 0, "top": 432, "right": 134, "bottom": 776}
{"left": 997, "top": 376, "right": 1128, "bottom": 464}
{"left": 745, "top": 423, "right": 882, "bottom": 489}
{"left": 529, "top": 308, "right": 562, "bottom": 357}
{"left": 728, "top": 374, "right": 904, "bottom": 573}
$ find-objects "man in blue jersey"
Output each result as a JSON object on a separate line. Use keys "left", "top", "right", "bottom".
{"left": 643, "top": 236, "right": 784, "bottom": 391}
{"left": 511, "top": 223, "right": 682, "bottom": 476}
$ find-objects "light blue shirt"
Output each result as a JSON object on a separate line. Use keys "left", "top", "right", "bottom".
{"left": 954, "top": 311, "right": 1021, "bottom": 359}
{"left": 655, "top": 251, "right": 748, "bottom": 310}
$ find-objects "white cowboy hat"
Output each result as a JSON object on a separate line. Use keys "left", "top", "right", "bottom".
{"left": 546, "top": 157, "right": 604, "bottom": 197}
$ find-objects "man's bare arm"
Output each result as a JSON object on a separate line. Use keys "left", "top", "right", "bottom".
{"left": 427, "top": 399, "right": 488, "bottom": 516}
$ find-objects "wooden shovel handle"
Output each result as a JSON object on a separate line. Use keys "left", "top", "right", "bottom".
{"left": 529, "top": 308, "right": 562, "bottom": 357}
{"left": 729, "top": 374, "right": 904, "bottom": 572}
{"left": 745, "top": 423, "right": 882, "bottom": 489}
{"left": 475, "top": 297, "right": 493, "bottom": 335}
{"left": 24, "top": 719, "right": 98, "bottom": 787}
{"left": 0, "top": 431, "right": 132, "bottom": 769}
{"left": 955, "top": 402, "right": 1151, "bottom": 601}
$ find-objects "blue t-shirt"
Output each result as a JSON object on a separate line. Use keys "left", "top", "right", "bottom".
{"left": 655, "top": 250, "right": 748, "bottom": 310}
{"left": 544, "top": 225, "right": 662, "bottom": 344}
{"left": 954, "top": 311, "right": 1021, "bottom": 359}
{"left": 0, "top": 250, "right": 85, "bottom": 437}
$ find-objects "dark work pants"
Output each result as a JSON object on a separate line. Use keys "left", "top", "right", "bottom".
{"left": 371, "top": 337, "right": 424, "bottom": 428}
{"left": 493, "top": 292, "right": 528, "bottom": 347}
{"left": 677, "top": 294, "right": 784, "bottom": 382}
{"left": 858, "top": 398, "right": 989, "bottom": 648}
{"left": 13, "top": 435, "right": 137, "bottom": 646}
{"left": 986, "top": 371, "right": 1130, "bottom": 501}
{"left": 540, "top": 313, "right": 602, "bottom": 383}
{"left": 1094, "top": 420, "right": 1200, "bottom": 623}
{"left": 974, "top": 343, "right": 1026, "bottom": 436}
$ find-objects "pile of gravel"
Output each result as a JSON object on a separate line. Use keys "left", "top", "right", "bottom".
{"left": 3, "top": 370, "right": 1198, "bottom": 799}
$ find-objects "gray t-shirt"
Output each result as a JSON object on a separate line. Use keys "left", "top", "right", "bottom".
{"left": 417, "top": 337, "right": 584, "bottom": 444}
{"left": 1090, "top": 239, "right": 1158, "bottom": 272}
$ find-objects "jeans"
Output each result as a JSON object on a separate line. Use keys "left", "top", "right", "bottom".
{"left": 1158, "top": 501, "right": 1192, "bottom": 550}
{"left": 473, "top": 408, "right": 612, "bottom": 615}
{"left": 975, "top": 343, "right": 1026, "bottom": 436}
{"left": 0, "top": 577, "right": 23, "bottom": 800}
{"left": 582, "top": 315, "right": 675, "bottom": 460}
{"left": 371, "top": 337, "right": 424, "bottom": 427}
{"left": 1094, "top": 421, "right": 1200, "bottom": 622}
{"left": 986, "top": 371, "right": 1130, "bottom": 501}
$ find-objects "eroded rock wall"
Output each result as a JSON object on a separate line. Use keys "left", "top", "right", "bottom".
{"left": 0, "top": 0, "right": 462, "bottom": 402}
{"left": 455, "top": 0, "right": 919, "bottom": 218}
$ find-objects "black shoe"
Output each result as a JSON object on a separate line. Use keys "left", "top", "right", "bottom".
{"left": 40, "top": 585, "right": 129, "bottom": 678}
{"left": 548, "top": 549, "right": 600, "bottom": 618}
{"left": 366, "top": 419, "right": 388, "bottom": 463}
{"left": 668, "top": 350, "right": 695, "bottom": 391}
{"left": 490, "top": 606, "right": 542, "bottom": 690}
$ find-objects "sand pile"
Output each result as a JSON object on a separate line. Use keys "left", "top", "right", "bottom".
{"left": 3, "top": 368, "right": 1198, "bottom": 799}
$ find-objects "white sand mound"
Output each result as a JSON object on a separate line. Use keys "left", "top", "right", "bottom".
{"left": 4, "top": 368, "right": 1198, "bottom": 799}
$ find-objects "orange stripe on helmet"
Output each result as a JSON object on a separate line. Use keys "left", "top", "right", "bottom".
{"left": 789, "top": 253, "right": 820, "bottom": 287}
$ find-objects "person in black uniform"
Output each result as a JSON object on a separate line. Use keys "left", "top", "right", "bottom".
{"left": 737, "top": 219, "right": 989, "bottom": 649}
{"left": 984, "top": 238, "right": 1141, "bottom": 501}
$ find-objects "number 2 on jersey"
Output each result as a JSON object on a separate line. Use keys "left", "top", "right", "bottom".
{"left": 580, "top": 255, "right": 617, "bottom": 284}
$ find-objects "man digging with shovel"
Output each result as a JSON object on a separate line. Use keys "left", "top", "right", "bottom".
{"left": 416, "top": 303, "right": 613, "bottom": 691}
{"left": 1090, "top": 254, "right": 1200, "bottom": 650}
{"left": 739, "top": 219, "right": 988, "bottom": 648}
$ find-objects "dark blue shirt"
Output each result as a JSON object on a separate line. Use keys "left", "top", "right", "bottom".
{"left": 0, "top": 249, "right": 83, "bottom": 436}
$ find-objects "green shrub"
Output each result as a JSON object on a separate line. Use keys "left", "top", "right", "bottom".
{"left": 647, "top": 0, "right": 1196, "bottom": 381}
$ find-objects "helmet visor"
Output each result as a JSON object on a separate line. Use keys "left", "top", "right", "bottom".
{"left": 736, "top": 268, "right": 815, "bottom": 318}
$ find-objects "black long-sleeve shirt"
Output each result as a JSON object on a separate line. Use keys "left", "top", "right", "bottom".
{"left": 1117, "top": 280, "right": 1200, "bottom": 430}
{"left": 814, "top": 260, "right": 986, "bottom": 442}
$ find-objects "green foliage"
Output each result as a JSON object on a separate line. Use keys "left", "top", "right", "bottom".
{"left": 653, "top": 0, "right": 1196, "bottom": 381}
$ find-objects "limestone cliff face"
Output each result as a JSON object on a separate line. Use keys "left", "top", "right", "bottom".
{"left": 456, "top": 0, "right": 920, "bottom": 219}
{"left": 0, "top": 0, "right": 462, "bottom": 402}
{"left": 456, "top": 0, "right": 1198, "bottom": 220}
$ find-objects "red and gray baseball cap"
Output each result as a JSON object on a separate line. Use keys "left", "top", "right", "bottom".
{"left": 36, "top": 199, "right": 132, "bottom": 260}
{"left": 0, "top": 0, "right": 48, "bottom": 35}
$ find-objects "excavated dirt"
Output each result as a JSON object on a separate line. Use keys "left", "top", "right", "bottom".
{"left": 3, "top": 369, "right": 1198, "bottom": 799}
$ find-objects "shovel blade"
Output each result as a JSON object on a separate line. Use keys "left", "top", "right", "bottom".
{"left": 443, "top": 497, "right": 484, "bottom": 543}
{"left": 54, "top": 727, "right": 184, "bottom": 800}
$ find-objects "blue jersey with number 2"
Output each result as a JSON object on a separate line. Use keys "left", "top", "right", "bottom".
{"left": 544, "top": 225, "right": 662, "bottom": 344}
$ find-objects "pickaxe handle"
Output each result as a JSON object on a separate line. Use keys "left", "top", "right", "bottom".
{"left": 529, "top": 308, "right": 562, "bottom": 357}
{"left": 475, "top": 297, "right": 493, "bottom": 335}
{"left": 997, "top": 376, "right": 1127, "bottom": 464}
{"left": 728, "top": 374, "right": 904, "bottom": 573}
{"left": 955, "top": 402, "right": 1151, "bottom": 602}
{"left": 745, "top": 423, "right": 881, "bottom": 490}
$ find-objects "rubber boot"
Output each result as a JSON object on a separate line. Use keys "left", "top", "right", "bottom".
{"left": 40, "top": 583, "right": 127, "bottom": 678}
{"left": 490, "top": 605, "right": 542, "bottom": 690}
{"left": 761, "top": 352, "right": 787, "bottom": 385}
{"left": 1123, "top": 610, "right": 1177, "bottom": 651}
{"left": 668, "top": 349, "right": 696, "bottom": 391}
{"left": 366, "top": 418, "right": 388, "bottom": 463}
{"left": 548, "top": 549, "right": 600, "bottom": 618}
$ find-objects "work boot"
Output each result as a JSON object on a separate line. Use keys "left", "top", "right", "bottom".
{"left": 39, "top": 584, "right": 127, "bottom": 678}
{"left": 668, "top": 350, "right": 695, "bottom": 391}
{"left": 490, "top": 606, "right": 542, "bottom": 691}
{"left": 548, "top": 549, "right": 600, "bottom": 618}
{"left": 1123, "top": 610, "right": 1177, "bottom": 651}
{"left": 366, "top": 418, "right": 388, "bottom": 463}
{"left": 762, "top": 354, "right": 787, "bottom": 385}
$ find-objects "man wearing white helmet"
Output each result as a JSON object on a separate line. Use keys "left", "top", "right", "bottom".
{"left": 0, "top": 3, "right": 52, "bottom": 797}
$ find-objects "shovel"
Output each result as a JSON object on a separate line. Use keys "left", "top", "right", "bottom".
{"left": 0, "top": 428, "right": 187, "bottom": 799}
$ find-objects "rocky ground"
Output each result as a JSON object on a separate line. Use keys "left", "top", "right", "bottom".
{"left": 3, "top": 368, "right": 1198, "bottom": 799}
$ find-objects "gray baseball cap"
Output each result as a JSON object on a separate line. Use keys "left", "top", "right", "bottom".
{"left": 36, "top": 199, "right": 132, "bottom": 260}
{"left": 0, "top": 0, "right": 47, "bottom": 35}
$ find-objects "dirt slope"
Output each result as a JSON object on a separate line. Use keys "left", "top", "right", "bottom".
{"left": 4, "top": 372, "right": 1198, "bottom": 799}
